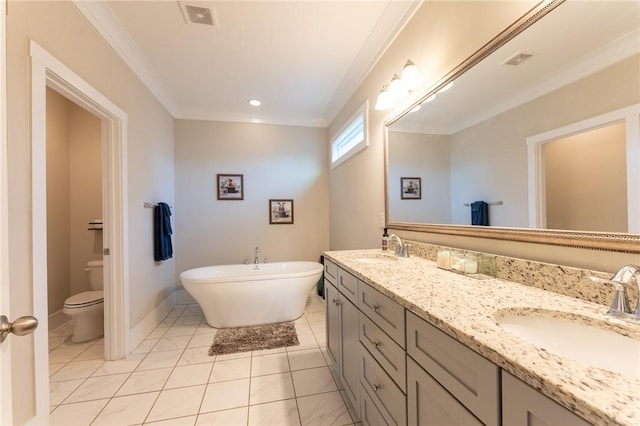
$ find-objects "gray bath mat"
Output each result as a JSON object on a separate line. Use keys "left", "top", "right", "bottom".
{"left": 208, "top": 322, "right": 299, "bottom": 356}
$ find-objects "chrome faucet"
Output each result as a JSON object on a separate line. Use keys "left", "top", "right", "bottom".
{"left": 388, "top": 234, "right": 409, "bottom": 257}
{"left": 591, "top": 264, "right": 640, "bottom": 320}
{"left": 254, "top": 246, "right": 260, "bottom": 264}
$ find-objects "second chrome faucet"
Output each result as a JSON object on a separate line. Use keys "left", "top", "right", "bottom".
{"left": 591, "top": 264, "right": 640, "bottom": 320}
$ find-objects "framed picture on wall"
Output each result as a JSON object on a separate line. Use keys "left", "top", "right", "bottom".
{"left": 401, "top": 177, "right": 421, "bottom": 200}
{"left": 217, "top": 174, "right": 244, "bottom": 200}
{"left": 269, "top": 199, "right": 294, "bottom": 224}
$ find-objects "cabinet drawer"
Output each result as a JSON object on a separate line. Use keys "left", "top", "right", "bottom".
{"left": 338, "top": 268, "right": 359, "bottom": 304}
{"left": 359, "top": 313, "right": 406, "bottom": 392}
{"left": 359, "top": 283, "right": 405, "bottom": 348}
{"left": 407, "top": 357, "right": 482, "bottom": 426}
{"left": 502, "top": 372, "right": 590, "bottom": 426}
{"left": 324, "top": 259, "right": 338, "bottom": 285}
{"left": 361, "top": 386, "right": 389, "bottom": 426}
{"left": 361, "top": 346, "right": 407, "bottom": 426}
{"left": 406, "top": 311, "right": 499, "bottom": 426}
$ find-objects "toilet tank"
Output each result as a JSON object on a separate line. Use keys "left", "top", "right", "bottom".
{"left": 86, "top": 259, "right": 104, "bottom": 290}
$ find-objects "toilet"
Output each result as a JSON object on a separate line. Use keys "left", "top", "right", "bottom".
{"left": 63, "top": 260, "right": 104, "bottom": 343}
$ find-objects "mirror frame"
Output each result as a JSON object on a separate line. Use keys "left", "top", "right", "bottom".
{"left": 384, "top": 0, "right": 640, "bottom": 254}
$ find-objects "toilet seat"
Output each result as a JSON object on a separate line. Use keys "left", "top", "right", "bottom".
{"left": 64, "top": 291, "right": 104, "bottom": 309}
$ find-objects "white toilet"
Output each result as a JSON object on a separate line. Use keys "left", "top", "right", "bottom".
{"left": 63, "top": 260, "right": 104, "bottom": 343}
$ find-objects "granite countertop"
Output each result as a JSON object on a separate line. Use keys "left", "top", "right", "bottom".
{"left": 324, "top": 249, "right": 640, "bottom": 426}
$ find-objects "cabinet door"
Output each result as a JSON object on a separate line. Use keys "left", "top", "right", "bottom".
{"left": 502, "top": 372, "right": 591, "bottom": 426}
{"left": 407, "top": 357, "right": 482, "bottom": 426}
{"left": 326, "top": 283, "right": 341, "bottom": 367}
{"left": 341, "top": 296, "right": 361, "bottom": 417}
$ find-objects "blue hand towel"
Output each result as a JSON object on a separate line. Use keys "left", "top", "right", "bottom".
{"left": 471, "top": 201, "right": 489, "bottom": 226}
{"left": 154, "top": 202, "right": 173, "bottom": 261}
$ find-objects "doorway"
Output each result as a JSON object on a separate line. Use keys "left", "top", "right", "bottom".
{"left": 45, "top": 87, "right": 104, "bottom": 333}
{"left": 30, "top": 41, "right": 130, "bottom": 418}
{"left": 527, "top": 104, "right": 640, "bottom": 233}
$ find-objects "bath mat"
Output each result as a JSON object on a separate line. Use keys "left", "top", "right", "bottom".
{"left": 208, "top": 322, "right": 299, "bottom": 356}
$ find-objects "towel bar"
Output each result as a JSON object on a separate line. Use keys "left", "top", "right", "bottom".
{"left": 463, "top": 201, "right": 503, "bottom": 207}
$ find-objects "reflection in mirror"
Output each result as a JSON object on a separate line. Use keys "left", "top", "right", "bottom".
{"left": 543, "top": 123, "right": 626, "bottom": 232}
{"left": 386, "top": 1, "right": 639, "bottom": 236}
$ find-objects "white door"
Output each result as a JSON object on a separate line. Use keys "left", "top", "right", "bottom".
{"left": 1, "top": 4, "right": 44, "bottom": 424}
{"left": 0, "top": 1, "right": 13, "bottom": 423}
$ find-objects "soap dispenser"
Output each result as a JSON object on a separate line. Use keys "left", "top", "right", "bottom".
{"left": 382, "top": 228, "right": 389, "bottom": 251}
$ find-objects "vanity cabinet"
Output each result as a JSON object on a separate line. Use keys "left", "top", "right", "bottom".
{"left": 324, "top": 260, "right": 361, "bottom": 417}
{"left": 325, "top": 255, "right": 601, "bottom": 426}
{"left": 406, "top": 311, "right": 500, "bottom": 426}
{"left": 502, "top": 372, "right": 591, "bottom": 426}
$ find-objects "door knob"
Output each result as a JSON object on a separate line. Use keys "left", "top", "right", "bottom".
{"left": 0, "top": 315, "right": 38, "bottom": 343}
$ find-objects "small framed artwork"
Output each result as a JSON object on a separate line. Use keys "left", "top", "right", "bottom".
{"left": 269, "top": 199, "right": 294, "bottom": 224}
{"left": 217, "top": 174, "right": 244, "bottom": 200}
{"left": 401, "top": 177, "right": 422, "bottom": 200}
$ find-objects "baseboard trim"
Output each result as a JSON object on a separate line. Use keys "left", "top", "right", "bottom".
{"left": 48, "top": 310, "right": 71, "bottom": 332}
{"left": 129, "top": 293, "right": 175, "bottom": 351}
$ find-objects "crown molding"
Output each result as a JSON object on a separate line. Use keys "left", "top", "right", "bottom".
{"left": 71, "top": 0, "right": 176, "bottom": 115}
{"left": 174, "top": 108, "right": 328, "bottom": 128}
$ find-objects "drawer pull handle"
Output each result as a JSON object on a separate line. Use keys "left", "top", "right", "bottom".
{"left": 373, "top": 341, "right": 381, "bottom": 349}
{"left": 373, "top": 384, "right": 382, "bottom": 392}
{"left": 373, "top": 304, "right": 380, "bottom": 312}
{"left": 332, "top": 298, "right": 341, "bottom": 306}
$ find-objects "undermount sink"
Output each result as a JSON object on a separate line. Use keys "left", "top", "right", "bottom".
{"left": 354, "top": 254, "right": 399, "bottom": 264}
{"left": 496, "top": 310, "right": 640, "bottom": 379}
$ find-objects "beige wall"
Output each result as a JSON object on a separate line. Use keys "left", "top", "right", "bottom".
{"left": 388, "top": 131, "right": 451, "bottom": 223}
{"left": 328, "top": 1, "right": 639, "bottom": 271}
{"left": 175, "top": 120, "right": 329, "bottom": 280}
{"left": 7, "top": 2, "right": 175, "bottom": 421}
{"left": 545, "top": 122, "right": 627, "bottom": 232}
{"left": 46, "top": 89, "right": 72, "bottom": 315}
{"left": 68, "top": 99, "right": 103, "bottom": 295}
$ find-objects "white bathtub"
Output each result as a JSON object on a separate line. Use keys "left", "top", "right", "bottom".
{"left": 180, "top": 261, "right": 323, "bottom": 328}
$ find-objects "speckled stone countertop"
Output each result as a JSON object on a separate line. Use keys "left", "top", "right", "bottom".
{"left": 324, "top": 249, "right": 640, "bottom": 426}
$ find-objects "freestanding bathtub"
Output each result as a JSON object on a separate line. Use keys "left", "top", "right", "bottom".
{"left": 180, "top": 261, "right": 323, "bottom": 328}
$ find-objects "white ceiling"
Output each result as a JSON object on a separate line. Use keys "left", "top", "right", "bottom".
{"left": 74, "top": 0, "right": 421, "bottom": 127}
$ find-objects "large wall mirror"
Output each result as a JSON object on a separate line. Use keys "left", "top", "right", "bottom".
{"left": 385, "top": 0, "right": 640, "bottom": 253}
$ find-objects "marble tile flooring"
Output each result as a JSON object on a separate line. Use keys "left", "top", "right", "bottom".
{"left": 48, "top": 291, "right": 360, "bottom": 425}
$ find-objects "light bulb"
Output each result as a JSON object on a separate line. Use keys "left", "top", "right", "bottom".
{"left": 401, "top": 60, "right": 421, "bottom": 91}
{"left": 374, "top": 86, "right": 395, "bottom": 110}
{"left": 388, "top": 74, "right": 405, "bottom": 99}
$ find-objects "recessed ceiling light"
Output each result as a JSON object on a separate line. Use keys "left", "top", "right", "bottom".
{"left": 249, "top": 99, "right": 262, "bottom": 107}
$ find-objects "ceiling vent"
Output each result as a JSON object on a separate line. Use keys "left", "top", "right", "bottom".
{"left": 502, "top": 52, "right": 535, "bottom": 66}
{"left": 179, "top": 2, "right": 217, "bottom": 27}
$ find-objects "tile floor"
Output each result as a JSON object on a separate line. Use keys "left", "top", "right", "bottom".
{"left": 48, "top": 291, "right": 360, "bottom": 426}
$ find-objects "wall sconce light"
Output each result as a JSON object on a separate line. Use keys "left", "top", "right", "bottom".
{"left": 375, "top": 60, "right": 422, "bottom": 111}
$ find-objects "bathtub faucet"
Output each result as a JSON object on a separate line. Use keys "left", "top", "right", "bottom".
{"left": 254, "top": 246, "right": 260, "bottom": 264}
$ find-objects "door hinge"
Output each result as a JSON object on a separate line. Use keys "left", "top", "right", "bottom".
{"left": 103, "top": 248, "right": 110, "bottom": 255}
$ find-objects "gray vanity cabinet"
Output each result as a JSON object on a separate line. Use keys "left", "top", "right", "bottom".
{"left": 324, "top": 260, "right": 361, "bottom": 417}
{"left": 502, "top": 372, "right": 591, "bottom": 426}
